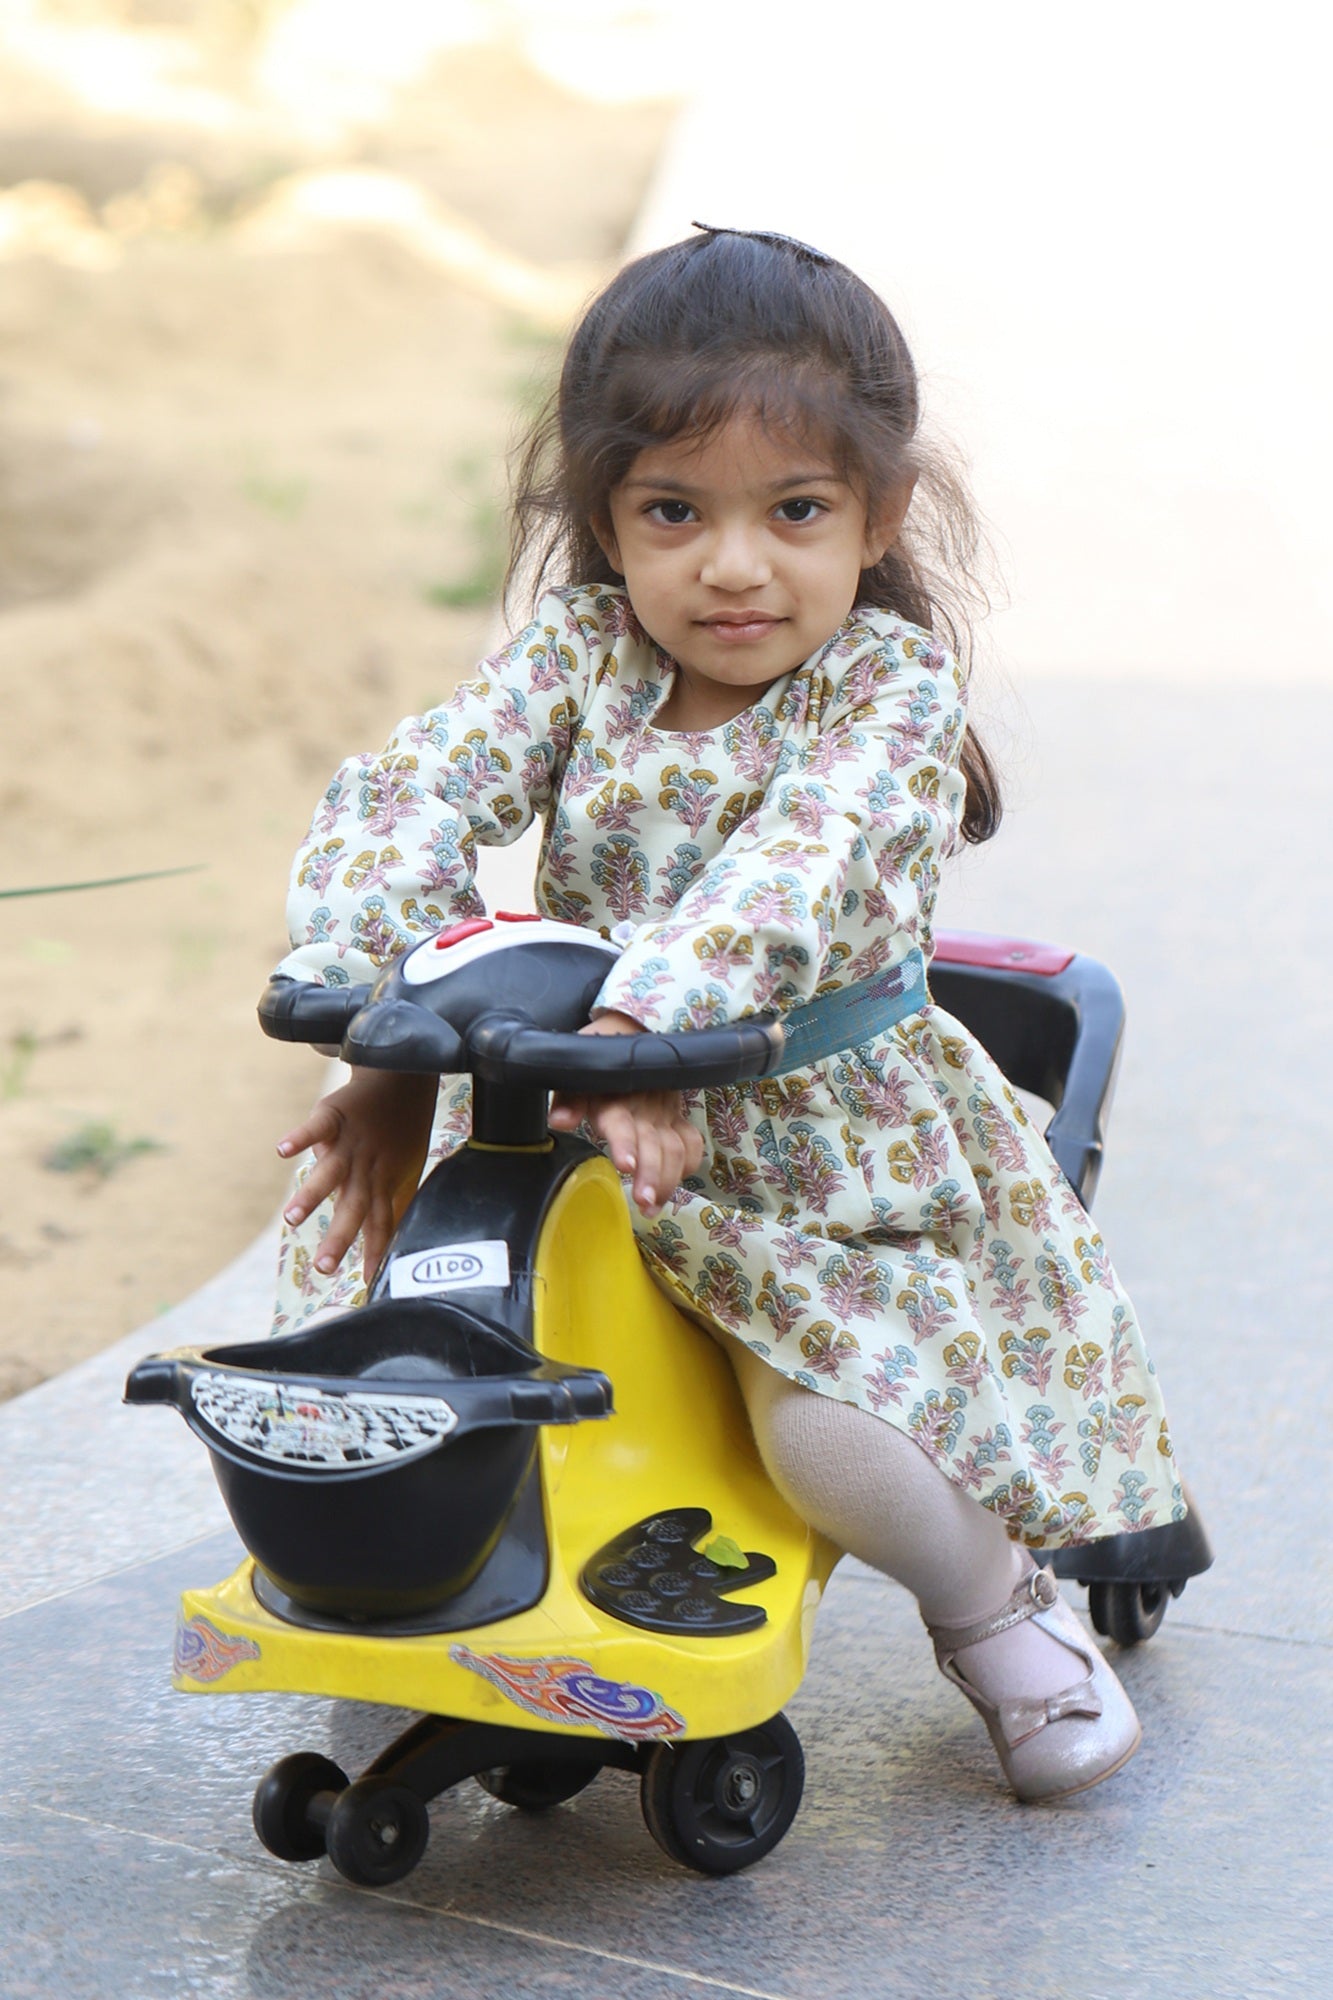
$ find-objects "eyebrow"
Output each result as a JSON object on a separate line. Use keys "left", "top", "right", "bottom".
{"left": 619, "top": 472, "right": 843, "bottom": 494}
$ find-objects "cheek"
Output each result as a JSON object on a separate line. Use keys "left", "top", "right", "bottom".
{"left": 825, "top": 543, "right": 870, "bottom": 603}
{"left": 620, "top": 546, "right": 675, "bottom": 598}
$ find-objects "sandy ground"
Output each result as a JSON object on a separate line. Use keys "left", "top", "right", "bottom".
{"left": 0, "top": 5, "right": 672, "bottom": 1399}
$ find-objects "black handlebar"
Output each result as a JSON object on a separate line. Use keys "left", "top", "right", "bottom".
{"left": 259, "top": 977, "right": 786, "bottom": 1091}
{"left": 467, "top": 1010, "right": 784, "bottom": 1093}
{"left": 258, "top": 979, "right": 369, "bottom": 1044}
{"left": 343, "top": 997, "right": 465, "bottom": 1073}
{"left": 259, "top": 939, "right": 1126, "bottom": 1202}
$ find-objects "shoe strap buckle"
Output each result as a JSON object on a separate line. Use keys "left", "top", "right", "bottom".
{"left": 1028, "top": 1567, "right": 1060, "bottom": 1610}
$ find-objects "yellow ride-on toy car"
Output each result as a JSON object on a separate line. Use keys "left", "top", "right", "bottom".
{"left": 125, "top": 917, "right": 1211, "bottom": 1884}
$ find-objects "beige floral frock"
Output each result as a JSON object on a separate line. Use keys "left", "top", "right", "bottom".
{"left": 274, "top": 585, "right": 1184, "bottom": 1550}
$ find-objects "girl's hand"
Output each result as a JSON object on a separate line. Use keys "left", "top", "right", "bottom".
{"left": 548, "top": 1011, "right": 703, "bottom": 1217}
{"left": 277, "top": 1068, "right": 438, "bottom": 1282}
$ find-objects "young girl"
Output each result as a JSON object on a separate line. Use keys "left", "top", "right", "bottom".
{"left": 273, "top": 225, "right": 1184, "bottom": 1804}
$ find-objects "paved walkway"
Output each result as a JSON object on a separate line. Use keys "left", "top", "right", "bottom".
{"left": 4, "top": 15, "right": 1330, "bottom": 1995}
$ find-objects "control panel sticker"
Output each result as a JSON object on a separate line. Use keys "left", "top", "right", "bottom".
{"left": 389, "top": 1239, "right": 511, "bottom": 1298}
{"left": 191, "top": 1373, "right": 458, "bottom": 1468}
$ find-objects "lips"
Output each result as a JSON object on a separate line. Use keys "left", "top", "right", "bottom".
{"left": 699, "top": 614, "right": 783, "bottom": 642}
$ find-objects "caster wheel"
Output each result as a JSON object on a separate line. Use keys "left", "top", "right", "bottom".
{"left": 252, "top": 1753, "right": 348, "bottom": 1863}
{"left": 324, "top": 1777, "right": 430, "bottom": 1887}
{"left": 476, "top": 1759, "right": 601, "bottom": 1812}
{"left": 640, "top": 1713, "right": 804, "bottom": 1876}
{"left": 1087, "top": 1579, "right": 1169, "bottom": 1646}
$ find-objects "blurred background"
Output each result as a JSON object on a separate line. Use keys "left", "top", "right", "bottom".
{"left": 0, "top": 0, "right": 687, "bottom": 1393}
{"left": 2, "top": 0, "right": 1327, "bottom": 1402}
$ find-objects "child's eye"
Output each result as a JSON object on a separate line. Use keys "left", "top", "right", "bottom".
{"left": 775, "top": 498, "right": 825, "bottom": 524}
{"left": 646, "top": 499, "right": 696, "bottom": 525}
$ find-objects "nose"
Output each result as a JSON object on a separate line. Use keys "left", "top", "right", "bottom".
{"left": 699, "top": 521, "right": 772, "bottom": 592}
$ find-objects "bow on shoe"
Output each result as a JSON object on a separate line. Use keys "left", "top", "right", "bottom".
{"left": 997, "top": 1678, "right": 1103, "bottom": 1749}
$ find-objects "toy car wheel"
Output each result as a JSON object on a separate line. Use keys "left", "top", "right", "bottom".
{"left": 475, "top": 1758, "right": 601, "bottom": 1812}
{"left": 640, "top": 1713, "right": 803, "bottom": 1875}
{"left": 252, "top": 1752, "right": 349, "bottom": 1863}
{"left": 1087, "top": 1579, "right": 1169, "bottom": 1645}
{"left": 324, "top": 1777, "right": 430, "bottom": 1887}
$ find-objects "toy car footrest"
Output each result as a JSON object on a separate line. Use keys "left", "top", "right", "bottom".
{"left": 582, "top": 1508, "right": 776, "bottom": 1636}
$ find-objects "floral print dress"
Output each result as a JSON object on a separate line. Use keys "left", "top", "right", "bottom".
{"left": 275, "top": 584, "right": 1183, "bottom": 1550}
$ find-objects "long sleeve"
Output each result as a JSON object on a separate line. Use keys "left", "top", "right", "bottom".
{"left": 594, "top": 623, "right": 968, "bottom": 1032}
{"left": 276, "top": 594, "right": 595, "bottom": 987}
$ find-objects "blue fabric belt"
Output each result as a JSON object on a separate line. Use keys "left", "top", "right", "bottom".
{"left": 766, "top": 947, "right": 930, "bottom": 1076}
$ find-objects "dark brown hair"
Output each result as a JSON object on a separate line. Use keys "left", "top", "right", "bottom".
{"left": 507, "top": 227, "right": 1001, "bottom": 842}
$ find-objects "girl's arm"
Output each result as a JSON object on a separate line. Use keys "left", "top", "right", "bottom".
{"left": 271, "top": 593, "right": 601, "bottom": 1280}
{"left": 277, "top": 592, "right": 602, "bottom": 992}
{"left": 595, "top": 625, "right": 968, "bottom": 1031}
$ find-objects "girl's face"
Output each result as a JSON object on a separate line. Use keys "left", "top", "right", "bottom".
{"left": 596, "top": 412, "right": 909, "bottom": 732}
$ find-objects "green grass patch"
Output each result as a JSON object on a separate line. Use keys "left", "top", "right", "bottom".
{"left": 242, "top": 471, "right": 309, "bottom": 518}
{"left": 44, "top": 1123, "right": 164, "bottom": 1181}
{"left": 1, "top": 1029, "right": 38, "bottom": 1101}
{"left": 2, "top": 1025, "right": 83, "bottom": 1099}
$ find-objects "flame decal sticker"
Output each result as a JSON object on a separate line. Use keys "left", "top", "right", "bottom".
{"left": 174, "top": 1613, "right": 261, "bottom": 1683}
{"left": 450, "top": 1646, "right": 685, "bottom": 1741}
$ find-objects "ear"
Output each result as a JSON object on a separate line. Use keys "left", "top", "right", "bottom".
{"left": 863, "top": 474, "right": 917, "bottom": 566}
{"left": 590, "top": 512, "right": 623, "bottom": 574}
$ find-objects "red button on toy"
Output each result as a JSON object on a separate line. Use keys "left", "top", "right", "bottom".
{"left": 432, "top": 919, "right": 494, "bottom": 950}
{"left": 494, "top": 910, "right": 543, "bottom": 923}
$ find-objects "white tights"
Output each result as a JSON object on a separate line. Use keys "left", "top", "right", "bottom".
{"left": 730, "top": 1345, "right": 1084, "bottom": 1708}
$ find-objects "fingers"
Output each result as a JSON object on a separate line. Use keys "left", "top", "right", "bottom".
{"left": 312, "top": 1159, "right": 409, "bottom": 1278}
{"left": 584, "top": 1093, "right": 701, "bottom": 1217}
{"left": 276, "top": 1099, "right": 340, "bottom": 1162}
{"left": 591, "top": 1099, "right": 641, "bottom": 1185}
{"left": 280, "top": 1134, "right": 349, "bottom": 1230}
{"left": 278, "top": 1099, "right": 366, "bottom": 1274}
{"left": 547, "top": 1093, "right": 591, "bottom": 1131}
{"left": 639, "top": 1108, "right": 699, "bottom": 1215}
{"left": 358, "top": 1184, "right": 400, "bottom": 1287}
{"left": 550, "top": 1092, "right": 667, "bottom": 1212}
{"left": 316, "top": 1182, "right": 370, "bottom": 1275}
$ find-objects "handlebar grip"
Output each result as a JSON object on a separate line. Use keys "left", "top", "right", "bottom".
{"left": 257, "top": 977, "right": 369, "bottom": 1044}
{"left": 342, "top": 997, "right": 466, "bottom": 1074}
{"left": 467, "top": 1012, "right": 786, "bottom": 1093}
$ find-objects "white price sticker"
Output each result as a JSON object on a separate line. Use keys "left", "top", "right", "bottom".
{"left": 388, "top": 1239, "right": 511, "bottom": 1299}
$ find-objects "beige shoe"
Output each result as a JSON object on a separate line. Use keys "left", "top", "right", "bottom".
{"left": 927, "top": 1564, "right": 1142, "bottom": 1803}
